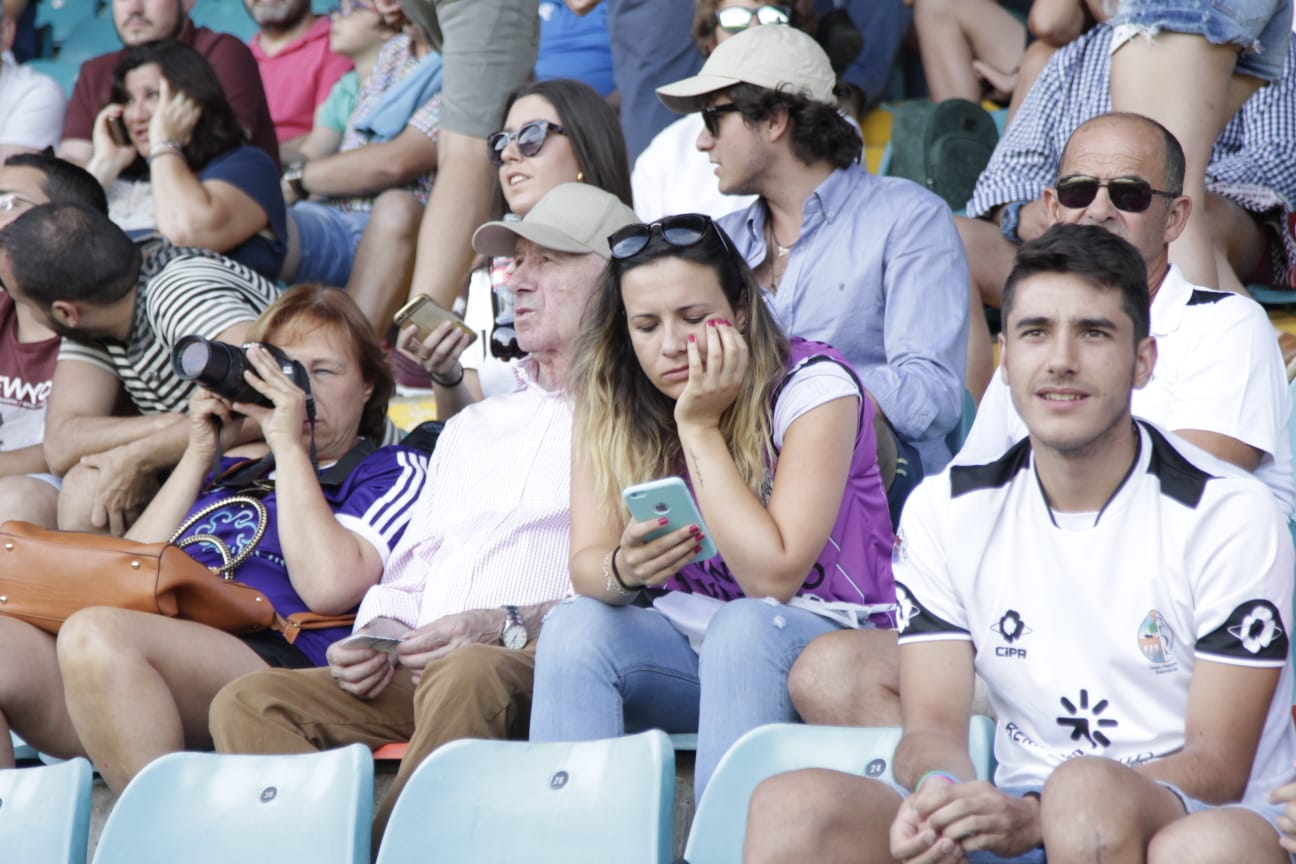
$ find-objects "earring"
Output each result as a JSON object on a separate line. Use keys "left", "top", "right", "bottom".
{"left": 576, "top": 171, "right": 584, "bottom": 182}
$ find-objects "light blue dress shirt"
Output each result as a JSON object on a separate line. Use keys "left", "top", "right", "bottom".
{"left": 719, "top": 163, "right": 969, "bottom": 472}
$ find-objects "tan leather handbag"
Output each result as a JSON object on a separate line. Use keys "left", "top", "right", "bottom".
{"left": 0, "top": 494, "right": 351, "bottom": 640}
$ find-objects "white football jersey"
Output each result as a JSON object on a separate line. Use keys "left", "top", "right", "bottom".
{"left": 897, "top": 421, "right": 1296, "bottom": 805}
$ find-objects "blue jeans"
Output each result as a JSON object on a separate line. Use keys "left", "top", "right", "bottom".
{"left": 530, "top": 595, "right": 843, "bottom": 801}
{"left": 1112, "top": 0, "right": 1293, "bottom": 81}
{"left": 288, "top": 202, "right": 371, "bottom": 287}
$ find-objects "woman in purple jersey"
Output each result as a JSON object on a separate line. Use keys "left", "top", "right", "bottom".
{"left": 530, "top": 213, "right": 895, "bottom": 801}
{"left": 0, "top": 285, "right": 425, "bottom": 794}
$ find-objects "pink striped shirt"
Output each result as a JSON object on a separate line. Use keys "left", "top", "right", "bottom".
{"left": 355, "top": 361, "right": 574, "bottom": 629}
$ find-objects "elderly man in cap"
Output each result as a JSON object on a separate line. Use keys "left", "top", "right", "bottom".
{"left": 657, "top": 24, "right": 970, "bottom": 513}
{"left": 209, "top": 182, "right": 637, "bottom": 842}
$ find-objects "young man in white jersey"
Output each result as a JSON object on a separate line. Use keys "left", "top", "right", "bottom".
{"left": 743, "top": 223, "right": 1296, "bottom": 864}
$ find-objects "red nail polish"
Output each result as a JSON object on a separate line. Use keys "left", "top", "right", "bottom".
{"left": 688, "top": 334, "right": 695, "bottom": 343}
{"left": 707, "top": 319, "right": 717, "bottom": 327}
{"left": 658, "top": 517, "right": 669, "bottom": 525}
{"left": 689, "top": 524, "right": 700, "bottom": 535}
{"left": 693, "top": 545, "right": 702, "bottom": 554}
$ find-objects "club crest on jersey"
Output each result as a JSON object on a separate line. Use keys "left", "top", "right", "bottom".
{"left": 992, "top": 609, "right": 1031, "bottom": 659}
{"left": 1136, "top": 610, "right": 1176, "bottom": 670}
{"left": 894, "top": 583, "right": 918, "bottom": 632}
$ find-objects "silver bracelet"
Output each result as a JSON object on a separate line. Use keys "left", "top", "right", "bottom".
{"left": 604, "top": 547, "right": 635, "bottom": 597}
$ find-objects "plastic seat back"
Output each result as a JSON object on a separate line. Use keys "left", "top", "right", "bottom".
{"left": 0, "top": 757, "right": 93, "bottom": 864}
{"left": 189, "top": 0, "right": 258, "bottom": 42}
{"left": 92, "top": 744, "right": 373, "bottom": 864}
{"left": 684, "top": 717, "right": 996, "bottom": 864}
{"left": 36, "top": 0, "right": 100, "bottom": 46}
{"left": 376, "top": 731, "right": 675, "bottom": 864}
{"left": 56, "top": 12, "right": 120, "bottom": 64}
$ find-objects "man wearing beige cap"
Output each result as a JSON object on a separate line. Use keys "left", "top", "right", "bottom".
{"left": 209, "top": 183, "right": 637, "bottom": 845}
{"left": 658, "top": 23, "right": 970, "bottom": 515}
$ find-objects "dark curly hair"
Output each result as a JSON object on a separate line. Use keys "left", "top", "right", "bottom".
{"left": 725, "top": 82, "right": 860, "bottom": 169}
{"left": 110, "top": 40, "right": 247, "bottom": 171}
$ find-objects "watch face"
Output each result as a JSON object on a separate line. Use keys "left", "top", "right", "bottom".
{"left": 502, "top": 625, "right": 527, "bottom": 650}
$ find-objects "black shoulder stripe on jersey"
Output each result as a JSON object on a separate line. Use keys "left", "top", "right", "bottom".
{"left": 1195, "top": 599, "right": 1288, "bottom": 663}
{"left": 950, "top": 436, "right": 1032, "bottom": 498}
{"left": 1142, "top": 423, "right": 1215, "bottom": 509}
{"left": 895, "top": 581, "right": 971, "bottom": 639}
{"left": 1185, "top": 289, "right": 1230, "bottom": 307}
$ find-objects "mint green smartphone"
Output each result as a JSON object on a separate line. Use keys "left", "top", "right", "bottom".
{"left": 622, "top": 476, "right": 717, "bottom": 564}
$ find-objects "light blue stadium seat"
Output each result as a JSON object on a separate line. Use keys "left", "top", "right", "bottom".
{"left": 56, "top": 11, "right": 118, "bottom": 64}
{"left": 36, "top": 0, "right": 100, "bottom": 48}
{"left": 1248, "top": 284, "right": 1296, "bottom": 306}
{"left": 92, "top": 744, "right": 373, "bottom": 864}
{"left": 946, "top": 388, "right": 977, "bottom": 456}
{"left": 0, "top": 757, "right": 93, "bottom": 864}
{"left": 190, "top": 0, "right": 258, "bottom": 42}
{"left": 683, "top": 717, "right": 996, "bottom": 864}
{"left": 24, "top": 57, "right": 79, "bottom": 97}
{"left": 376, "top": 731, "right": 675, "bottom": 864}
{"left": 1288, "top": 376, "right": 1296, "bottom": 703}
{"left": 311, "top": 0, "right": 334, "bottom": 12}
{"left": 9, "top": 731, "right": 37, "bottom": 762}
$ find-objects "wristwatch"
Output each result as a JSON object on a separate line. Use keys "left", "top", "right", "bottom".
{"left": 282, "top": 160, "right": 307, "bottom": 199}
{"left": 500, "top": 605, "right": 527, "bottom": 650}
{"left": 998, "top": 200, "right": 1026, "bottom": 245}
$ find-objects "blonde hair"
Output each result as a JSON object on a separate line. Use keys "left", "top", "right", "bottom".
{"left": 570, "top": 225, "right": 789, "bottom": 517}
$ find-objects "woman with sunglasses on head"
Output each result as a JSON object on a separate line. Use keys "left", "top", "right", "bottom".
{"left": 528, "top": 213, "right": 896, "bottom": 802}
{"left": 394, "top": 78, "right": 632, "bottom": 416}
{"left": 631, "top": 1, "right": 814, "bottom": 221}
{"left": 87, "top": 41, "right": 287, "bottom": 281}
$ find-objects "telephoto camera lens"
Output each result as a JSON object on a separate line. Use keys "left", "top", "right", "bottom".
{"left": 172, "top": 335, "right": 311, "bottom": 407}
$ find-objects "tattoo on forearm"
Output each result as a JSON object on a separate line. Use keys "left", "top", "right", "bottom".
{"left": 689, "top": 449, "right": 702, "bottom": 487}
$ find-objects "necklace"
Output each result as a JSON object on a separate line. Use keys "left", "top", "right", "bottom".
{"left": 764, "top": 218, "right": 795, "bottom": 293}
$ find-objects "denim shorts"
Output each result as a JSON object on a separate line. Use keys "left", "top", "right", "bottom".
{"left": 882, "top": 780, "right": 1294, "bottom": 863}
{"left": 287, "top": 202, "right": 371, "bottom": 288}
{"left": 1110, "top": 0, "right": 1293, "bottom": 81}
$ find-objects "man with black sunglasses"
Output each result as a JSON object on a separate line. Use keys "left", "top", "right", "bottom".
{"left": 959, "top": 112, "right": 1291, "bottom": 515}
{"left": 656, "top": 23, "right": 970, "bottom": 516}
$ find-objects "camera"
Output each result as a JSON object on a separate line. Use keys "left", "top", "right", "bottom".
{"left": 172, "top": 335, "right": 311, "bottom": 408}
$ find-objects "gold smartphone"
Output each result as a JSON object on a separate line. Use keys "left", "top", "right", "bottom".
{"left": 393, "top": 295, "right": 478, "bottom": 347}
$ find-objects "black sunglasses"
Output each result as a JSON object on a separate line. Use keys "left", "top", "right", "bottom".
{"left": 487, "top": 120, "right": 565, "bottom": 166}
{"left": 701, "top": 103, "right": 743, "bottom": 137}
{"left": 609, "top": 213, "right": 731, "bottom": 262}
{"left": 1054, "top": 175, "right": 1177, "bottom": 213}
{"left": 716, "top": 4, "right": 791, "bottom": 32}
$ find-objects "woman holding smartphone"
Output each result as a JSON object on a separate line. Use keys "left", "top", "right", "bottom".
{"left": 393, "top": 78, "right": 632, "bottom": 414}
{"left": 86, "top": 40, "right": 287, "bottom": 280}
{"left": 528, "top": 214, "right": 896, "bottom": 801}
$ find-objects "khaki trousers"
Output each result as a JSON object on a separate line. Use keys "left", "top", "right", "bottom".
{"left": 210, "top": 643, "right": 536, "bottom": 846}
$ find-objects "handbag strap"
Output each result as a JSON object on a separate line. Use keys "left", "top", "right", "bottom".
{"left": 169, "top": 495, "right": 270, "bottom": 580}
{"left": 274, "top": 610, "right": 357, "bottom": 644}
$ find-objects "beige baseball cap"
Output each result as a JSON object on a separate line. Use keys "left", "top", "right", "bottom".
{"left": 472, "top": 183, "right": 638, "bottom": 260}
{"left": 656, "top": 25, "right": 836, "bottom": 115}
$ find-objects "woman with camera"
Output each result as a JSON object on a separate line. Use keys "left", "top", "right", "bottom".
{"left": 393, "top": 77, "right": 632, "bottom": 415}
{"left": 0, "top": 285, "right": 426, "bottom": 793}
{"left": 86, "top": 40, "right": 287, "bottom": 280}
{"left": 527, "top": 214, "right": 896, "bottom": 802}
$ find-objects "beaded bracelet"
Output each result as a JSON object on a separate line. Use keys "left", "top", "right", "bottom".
{"left": 147, "top": 140, "right": 184, "bottom": 164}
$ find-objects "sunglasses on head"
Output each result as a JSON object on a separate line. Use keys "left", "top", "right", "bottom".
{"left": 1054, "top": 175, "right": 1177, "bottom": 213}
{"left": 609, "top": 213, "right": 731, "bottom": 262}
{"left": 487, "top": 119, "right": 565, "bottom": 166}
{"left": 716, "top": 4, "right": 791, "bottom": 33}
{"left": 701, "top": 103, "right": 743, "bottom": 137}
